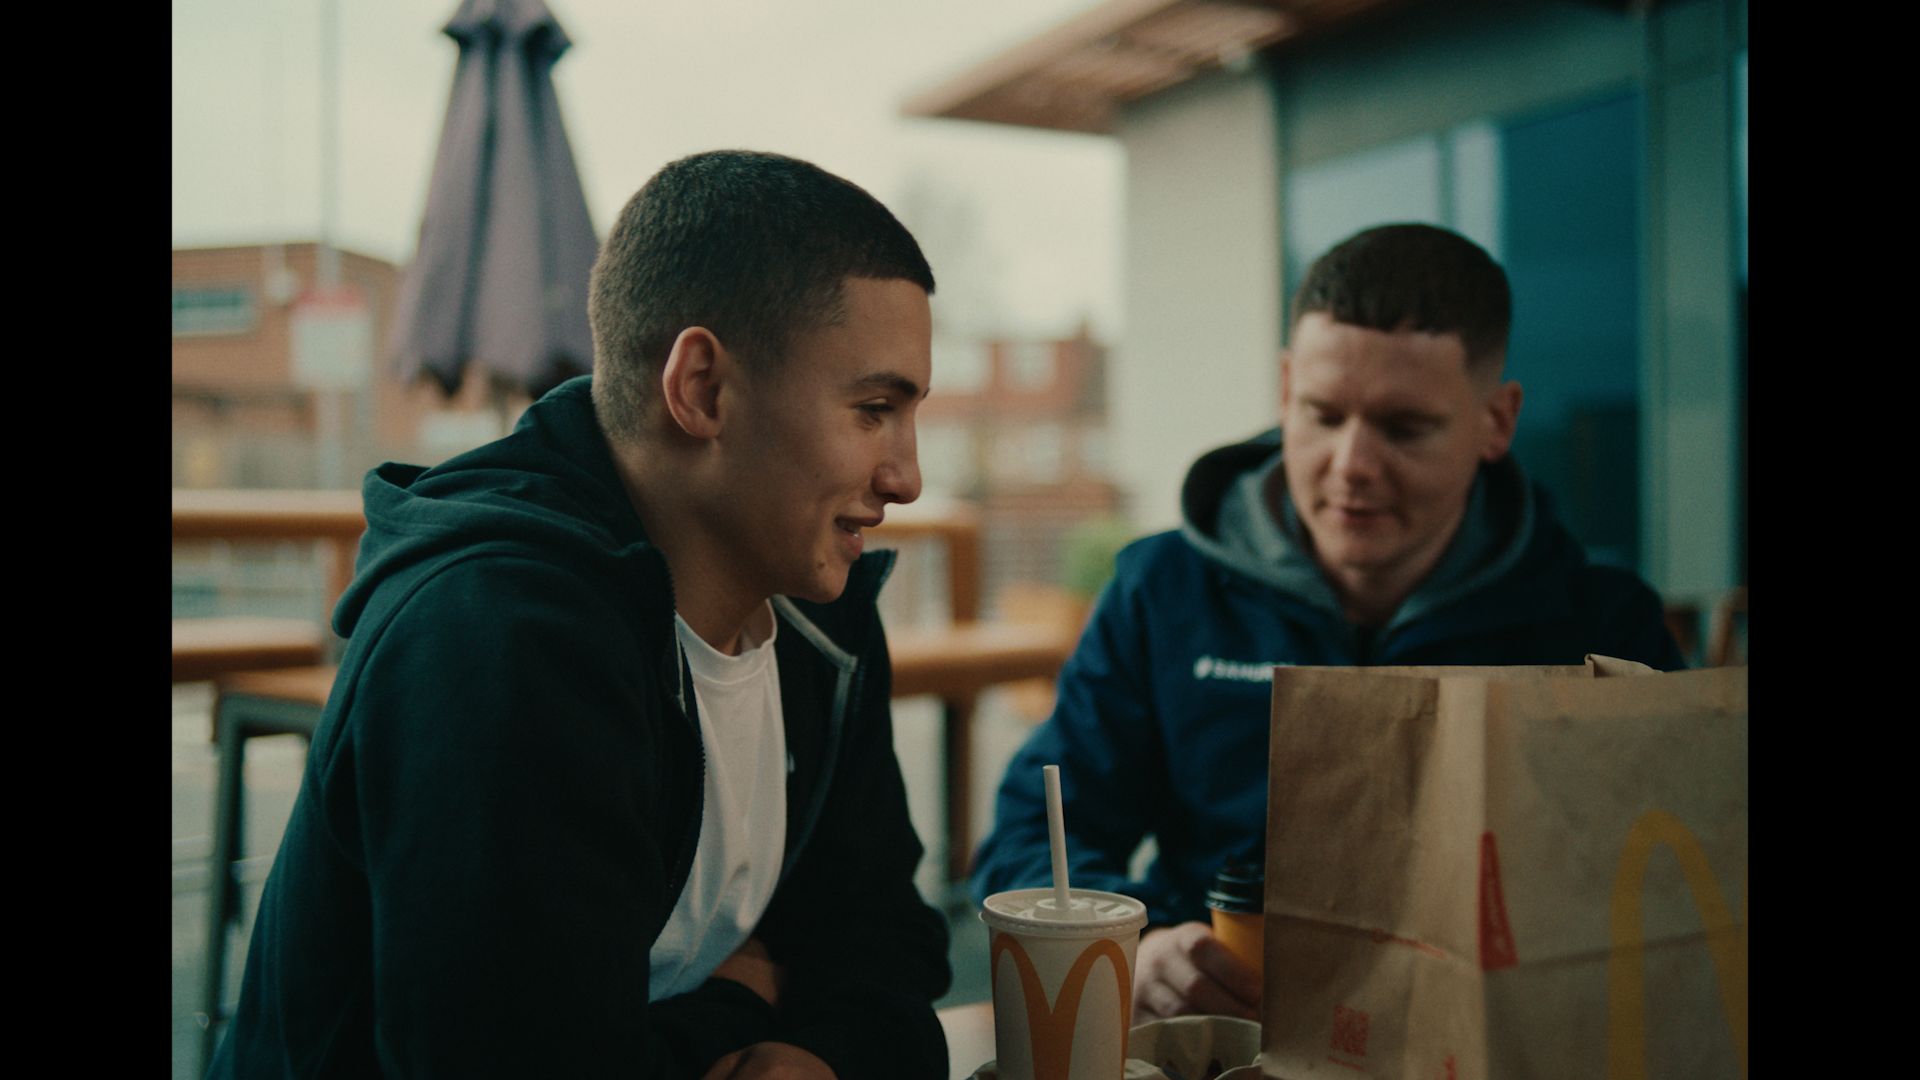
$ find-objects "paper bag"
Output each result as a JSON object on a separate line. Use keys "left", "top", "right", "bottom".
{"left": 1258, "top": 657, "right": 1747, "bottom": 1079}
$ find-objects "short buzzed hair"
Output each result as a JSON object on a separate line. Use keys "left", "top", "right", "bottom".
{"left": 588, "top": 150, "right": 935, "bottom": 442}
{"left": 1291, "top": 223, "right": 1511, "bottom": 372}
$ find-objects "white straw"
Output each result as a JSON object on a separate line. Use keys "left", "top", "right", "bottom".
{"left": 1044, "top": 764, "right": 1072, "bottom": 912}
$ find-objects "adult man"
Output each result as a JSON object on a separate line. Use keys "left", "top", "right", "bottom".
{"left": 970, "top": 223, "right": 1683, "bottom": 1024}
{"left": 211, "top": 151, "right": 950, "bottom": 1078}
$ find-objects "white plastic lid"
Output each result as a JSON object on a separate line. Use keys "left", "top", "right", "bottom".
{"left": 979, "top": 888, "right": 1148, "bottom": 938}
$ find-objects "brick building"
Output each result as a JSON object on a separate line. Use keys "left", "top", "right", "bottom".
{"left": 917, "top": 328, "right": 1124, "bottom": 608}
{"left": 172, "top": 242, "right": 505, "bottom": 490}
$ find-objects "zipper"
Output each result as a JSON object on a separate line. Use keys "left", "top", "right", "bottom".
{"left": 648, "top": 547, "right": 704, "bottom": 913}
{"left": 661, "top": 637, "right": 704, "bottom": 909}
{"left": 772, "top": 596, "right": 858, "bottom": 879}
{"left": 770, "top": 548, "right": 891, "bottom": 878}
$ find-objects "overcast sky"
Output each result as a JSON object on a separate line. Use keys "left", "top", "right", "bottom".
{"left": 171, "top": 0, "right": 1124, "bottom": 340}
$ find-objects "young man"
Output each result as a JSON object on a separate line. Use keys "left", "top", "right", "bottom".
{"left": 210, "top": 151, "right": 950, "bottom": 1079}
{"left": 969, "top": 223, "right": 1684, "bottom": 1025}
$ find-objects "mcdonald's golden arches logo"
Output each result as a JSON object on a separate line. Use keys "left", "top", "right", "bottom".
{"left": 1607, "top": 808, "right": 1748, "bottom": 1080}
{"left": 990, "top": 932, "right": 1133, "bottom": 1080}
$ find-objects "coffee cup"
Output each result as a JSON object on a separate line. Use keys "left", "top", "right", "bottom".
{"left": 980, "top": 887, "right": 1147, "bottom": 1080}
{"left": 1204, "top": 862, "right": 1263, "bottom": 978}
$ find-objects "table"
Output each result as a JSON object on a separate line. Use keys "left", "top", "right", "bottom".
{"left": 891, "top": 621, "right": 1076, "bottom": 879}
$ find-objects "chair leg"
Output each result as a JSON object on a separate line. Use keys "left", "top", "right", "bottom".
{"left": 943, "top": 694, "right": 978, "bottom": 885}
{"left": 200, "top": 697, "right": 249, "bottom": 1071}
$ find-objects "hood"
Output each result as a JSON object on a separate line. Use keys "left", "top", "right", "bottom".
{"left": 1177, "top": 427, "right": 1538, "bottom": 632}
{"left": 333, "top": 377, "right": 665, "bottom": 638}
{"left": 334, "top": 375, "right": 895, "bottom": 650}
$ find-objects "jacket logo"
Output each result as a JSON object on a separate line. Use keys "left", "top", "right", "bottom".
{"left": 1606, "top": 808, "right": 1747, "bottom": 1080}
{"left": 990, "top": 932, "right": 1132, "bottom": 1079}
{"left": 1192, "top": 655, "right": 1282, "bottom": 683}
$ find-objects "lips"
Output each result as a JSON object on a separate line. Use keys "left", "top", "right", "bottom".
{"left": 834, "top": 515, "right": 882, "bottom": 558}
{"left": 1329, "top": 503, "right": 1390, "bottom": 527}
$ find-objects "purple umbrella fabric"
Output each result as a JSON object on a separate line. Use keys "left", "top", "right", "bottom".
{"left": 388, "top": 0, "right": 599, "bottom": 399}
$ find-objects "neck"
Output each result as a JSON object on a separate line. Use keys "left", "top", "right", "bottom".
{"left": 607, "top": 430, "right": 764, "bottom": 656}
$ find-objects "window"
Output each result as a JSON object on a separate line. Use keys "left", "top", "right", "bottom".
{"left": 1282, "top": 92, "right": 1644, "bottom": 571}
{"left": 172, "top": 286, "right": 257, "bottom": 336}
{"left": 1283, "top": 123, "right": 1502, "bottom": 304}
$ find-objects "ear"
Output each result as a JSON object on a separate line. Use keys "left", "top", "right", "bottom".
{"left": 1277, "top": 350, "right": 1293, "bottom": 413}
{"left": 1480, "top": 380, "right": 1523, "bottom": 462}
{"left": 658, "top": 327, "right": 730, "bottom": 439}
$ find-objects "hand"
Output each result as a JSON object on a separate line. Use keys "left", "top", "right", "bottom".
{"left": 1130, "top": 921, "right": 1260, "bottom": 1024}
{"left": 709, "top": 936, "right": 786, "bottom": 1010}
{"left": 699, "top": 1041, "right": 837, "bottom": 1080}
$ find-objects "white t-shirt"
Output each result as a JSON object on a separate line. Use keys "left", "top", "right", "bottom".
{"left": 647, "top": 605, "right": 789, "bottom": 1000}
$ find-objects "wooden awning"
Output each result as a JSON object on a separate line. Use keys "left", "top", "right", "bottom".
{"left": 902, "top": 0, "right": 1412, "bottom": 135}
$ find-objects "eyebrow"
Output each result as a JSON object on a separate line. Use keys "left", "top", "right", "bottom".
{"left": 851, "top": 372, "right": 928, "bottom": 400}
{"left": 1377, "top": 408, "right": 1443, "bottom": 426}
{"left": 1301, "top": 397, "right": 1444, "bottom": 424}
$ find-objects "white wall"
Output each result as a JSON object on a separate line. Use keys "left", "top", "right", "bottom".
{"left": 1112, "top": 69, "right": 1284, "bottom": 533}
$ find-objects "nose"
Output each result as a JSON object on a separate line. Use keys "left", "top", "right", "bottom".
{"left": 875, "top": 428, "right": 923, "bottom": 505}
{"left": 1330, "top": 421, "right": 1381, "bottom": 486}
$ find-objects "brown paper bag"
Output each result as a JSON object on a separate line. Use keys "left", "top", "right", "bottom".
{"left": 1258, "top": 657, "right": 1747, "bottom": 1079}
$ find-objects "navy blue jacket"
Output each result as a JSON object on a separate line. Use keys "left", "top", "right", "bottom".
{"left": 970, "top": 431, "right": 1683, "bottom": 927}
{"left": 211, "top": 378, "right": 949, "bottom": 1079}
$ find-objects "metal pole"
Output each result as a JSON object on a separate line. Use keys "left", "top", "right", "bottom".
{"left": 314, "top": 0, "right": 344, "bottom": 487}
{"left": 317, "top": 0, "right": 340, "bottom": 290}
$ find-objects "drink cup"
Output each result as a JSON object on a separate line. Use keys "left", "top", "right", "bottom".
{"left": 1204, "top": 862, "right": 1264, "bottom": 979}
{"left": 980, "top": 887, "right": 1147, "bottom": 1080}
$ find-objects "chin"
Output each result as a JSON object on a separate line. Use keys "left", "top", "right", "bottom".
{"left": 802, "top": 583, "right": 849, "bottom": 604}
{"left": 1324, "top": 543, "right": 1395, "bottom": 574}
{"left": 793, "top": 569, "right": 852, "bottom": 604}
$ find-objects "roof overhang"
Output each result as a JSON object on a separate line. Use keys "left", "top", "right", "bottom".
{"left": 902, "top": 0, "right": 1418, "bottom": 135}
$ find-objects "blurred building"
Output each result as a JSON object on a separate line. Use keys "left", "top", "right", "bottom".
{"left": 919, "top": 328, "right": 1123, "bottom": 604}
{"left": 173, "top": 242, "right": 505, "bottom": 490}
{"left": 907, "top": 0, "right": 1748, "bottom": 599}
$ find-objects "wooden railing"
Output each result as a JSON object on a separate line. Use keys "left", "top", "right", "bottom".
{"left": 171, "top": 489, "right": 365, "bottom": 683}
{"left": 171, "top": 489, "right": 366, "bottom": 592}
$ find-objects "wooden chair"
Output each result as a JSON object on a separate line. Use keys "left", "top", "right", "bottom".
{"left": 1662, "top": 601, "right": 1704, "bottom": 669}
{"left": 1707, "top": 585, "right": 1748, "bottom": 667}
{"left": 1662, "top": 586, "right": 1749, "bottom": 669}
{"left": 198, "top": 666, "right": 335, "bottom": 1068}
{"left": 175, "top": 490, "right": 362, "bottom": 1067}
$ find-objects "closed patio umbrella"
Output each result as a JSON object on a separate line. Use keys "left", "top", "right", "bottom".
{"left": 388, "top": 0, "right": 599, "bottom": 402}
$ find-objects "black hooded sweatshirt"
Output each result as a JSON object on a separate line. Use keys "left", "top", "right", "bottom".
{"left": 209, "top": 377, "right": 951, "bottom": 1079}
